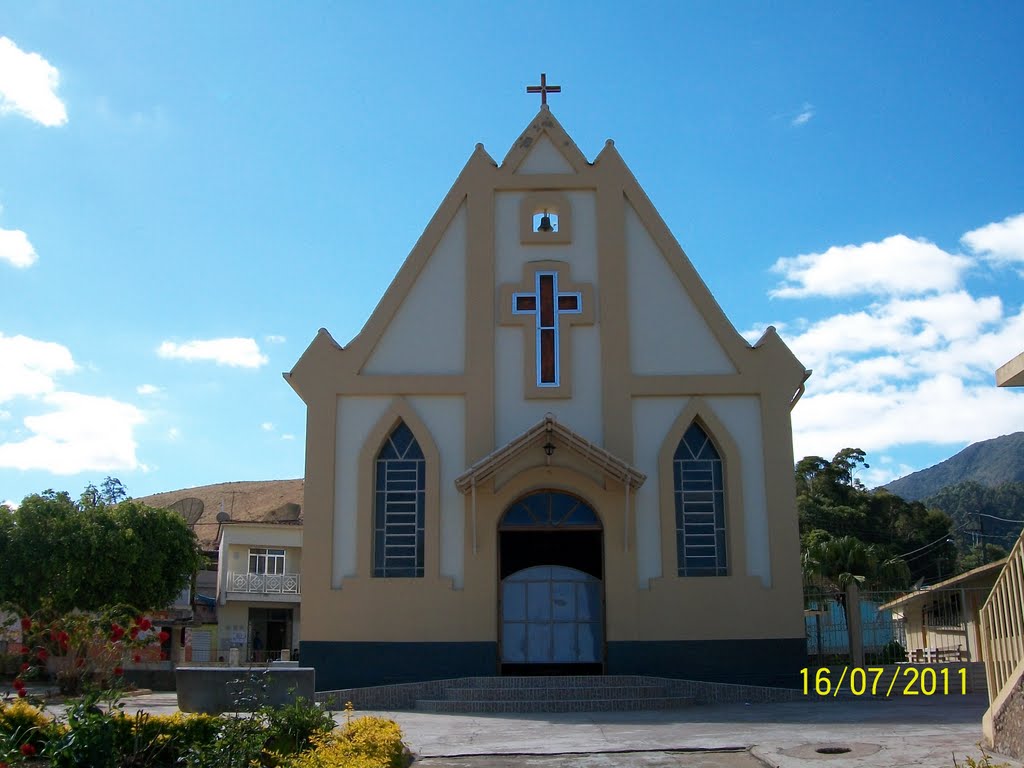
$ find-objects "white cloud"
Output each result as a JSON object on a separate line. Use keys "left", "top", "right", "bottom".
{"left": 281, "top": 434, "right": 296, "bottom": 441}
{"left": 962, "top": 212, "right": 1024, "bottom": 265}
{"left": 0, "top": 228, "right": 38, "bottom": 268}
{"left": 789, "top": 292, "right": 1004, "bottom": 376}
{"left": 265, "top": 335, "right": 286, "bottom": 344}
{"left": 0, "top": 410, "right": 9, "bottom": 421}
{"left": 764, "top": 214, "right": 1024, "bottom": 467}
{"left": 1, "top": 500, "right": 17, "bottom": 511}
{"left": 136, "top": 384, "right": 161, "bottom": 395}
{"left": 0, "top": 333, "right": 75, "bottom": 403}
{"left": 771, "top": 234, "right": 972, "bottom": 298}
{"left": 0, "top": 37, "right": 67, "bottom": 127}
{"left": 157, "top": 338, "right": 268, "bottom": 368}
{"left": 167, "top": 427, "right": 181, "bottom": 441}
{"left": 0, "top": 392, "right": 144, "bottom": 474}
{"left": 793, "top": 375, "right": 1024, "bottom": 461}
{"left": 791, "top": 103, "right": 814, "bottom": 127}
{"left": 261, "top": 422, "right": 274, "bottom": 431}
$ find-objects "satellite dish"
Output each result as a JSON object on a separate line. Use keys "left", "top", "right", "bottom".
{"left": 216, "top": 510, "right": 230, "bottom": 523}
{"left": 168, "top": 497, "right": 205, "bottom": 527}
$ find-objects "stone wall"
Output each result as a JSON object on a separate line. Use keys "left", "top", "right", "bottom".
{"left": 991, "top": 675, "right": 1024, "bottom": 761}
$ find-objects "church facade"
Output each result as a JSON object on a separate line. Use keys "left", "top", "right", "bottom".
{"left": 287, "top": 105, "right": 810, "bottom": 690}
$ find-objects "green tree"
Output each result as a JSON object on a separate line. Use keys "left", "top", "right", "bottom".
{"left": 795, "top": 448, "right": 956, "bottom": 583}
{"left": 802, "top": 535, "right": 911, "bottom": 597}
{"left": 0, "top": 483, "right": 202, "bottom": 614}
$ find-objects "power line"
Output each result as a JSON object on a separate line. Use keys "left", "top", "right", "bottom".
{"left": 978, "top": 512, "right": 1024, "bottom": 525}
{"left": 895, "top": 523, "right": 969, "bottom": 559}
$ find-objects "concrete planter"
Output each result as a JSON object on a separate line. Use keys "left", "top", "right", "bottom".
{"left": 175, "top": 665, "right": 315, "bottom": 714}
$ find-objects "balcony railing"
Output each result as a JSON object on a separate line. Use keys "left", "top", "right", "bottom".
{"left": 227, "top": 571, "right": 301, "bottom": 596}
{"left": 980, "top": 529, "right": 1024, "bottom": 704}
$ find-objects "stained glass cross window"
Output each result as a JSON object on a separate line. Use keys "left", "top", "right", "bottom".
{"left": 512, "top": 271, "right": 582, "bottom": 386}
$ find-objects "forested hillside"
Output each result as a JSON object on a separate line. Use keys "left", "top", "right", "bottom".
{"left": 924, "top": 480, "right": 1024, "bottom": 562}
{"left": 797, "top": 449, "right": 957, "bottom": 586}
{"left": 884, "top": 432, "right": 1024, "bottom": 501}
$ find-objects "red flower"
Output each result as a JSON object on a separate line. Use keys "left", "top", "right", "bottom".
{"left": 36, "top": 648, "right": 48, "bottom": 662}
{"left": 132, "top": 653, "right": 141, "bottom": 663}
{"left": 58, "top": 630, "right": 69, "bottom": 643}
{"left": 159, "top": 651, "right": 168, "bottom": 660}
{"left": 19, "top": 646, "right": 29, "bottom": 655}
{"left": 19, "top": 662, "right": 29, "bottom": 672}
{"left": 19, "top": 616, "right": 31, "bottom": 632}
{"left": 111, "top": 624, "right": 124, "bottom": 640}
{"left": 138, "top": 618, "right": 152, "bottom": 631}
{"left": 20, "top": 743, "right": 36, "bottom": 756}
{"left": 158, "top": 631, "right": 170, "bottom": 643}
{"left": 113, "top": 666, "right": 124, "bottom": 676}
{"left": 130, "top": 627, "right": 140, "bottom": 639}
{"left": 16, "top": 689, "right": 26, "bottom": 698}
{"left": 14, "top": 677, "right": 24, "bottom": 690}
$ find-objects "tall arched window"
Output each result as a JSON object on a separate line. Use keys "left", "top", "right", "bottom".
{"left": 373, "top": 420, "right": 425, "bottom": 578}
{"left": 674, "top": 422, "right": 727, "bottom": 577}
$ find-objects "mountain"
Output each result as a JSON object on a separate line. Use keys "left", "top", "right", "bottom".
{"left": 138, "top": 478, "right": 303, "bottom": 550}
{"left": 884, "top": 432, "right": 1024, "bottom": 501}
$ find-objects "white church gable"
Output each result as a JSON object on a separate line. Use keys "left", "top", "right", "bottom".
{"left": 362, "top": 204, "right": 467, "bottom": 375}
{"left": 625, "top": 203, "right": 736, "bottom": 375}
{"left": 515, "top": 133, "right": 576, "bottom": 174}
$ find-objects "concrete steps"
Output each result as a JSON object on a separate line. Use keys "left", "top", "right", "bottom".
{"left": 412, "top": 675, "right": 697, "bottom": 713}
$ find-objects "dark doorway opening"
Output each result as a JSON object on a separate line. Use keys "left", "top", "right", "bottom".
{"left": 500, "top": 530, "right": 603, "bottom": 580}
{"left": 498, "top": 491, "right": 605, "bottom": 676}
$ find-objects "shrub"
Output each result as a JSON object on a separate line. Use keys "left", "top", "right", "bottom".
{"left": 45, "top": 692, "right": 134, "bottom": 768}
{"left": 181, "top": 711, "right": 268, "bottom": 768}
{"left": 0, "top": 697, "right": 52, "bottom": 750}
{"left": 265, "top": 696, "right": 336, "bottom": 756}
{"left": 285, "top": 716, "right": 410, "bottom": 768}
{"left": 120, "top": 711, "right": 228, "bottom": 768}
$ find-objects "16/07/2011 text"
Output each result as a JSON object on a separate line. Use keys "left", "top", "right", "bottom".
{"left": 800, "top": 666, "right": 968, "bottom": 697}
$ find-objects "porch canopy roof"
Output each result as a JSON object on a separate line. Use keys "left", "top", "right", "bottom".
{"left": 454, "top": 415, "right": 646, "bottom": 494}
{"left": 878, "top": 558, "right": 1008, "bottom": 610}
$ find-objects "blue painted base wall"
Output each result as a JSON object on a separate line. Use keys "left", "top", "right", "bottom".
{"left": 302, "top": 641, "right": 498, "bottom": 690}
{"left": 302, "top": 637, "right": 807, "bottom": 690}
{"left": 607, "top": 638, "right": 807, "bottom": 688}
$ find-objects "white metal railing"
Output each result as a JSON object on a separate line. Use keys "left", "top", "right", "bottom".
{"left": 980, "top": 530, "right": 1024, "bottom": 704}
{"left": 226, "top": 571, "right": 301, "bottom": 596}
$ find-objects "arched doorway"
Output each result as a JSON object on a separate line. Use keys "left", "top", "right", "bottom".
{"left": 498, "top": 490, "right": 604, "bottom": 675}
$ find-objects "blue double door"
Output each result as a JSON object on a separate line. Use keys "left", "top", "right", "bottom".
{"left": 498, "top": 491, "right": 605, "bottom": 671}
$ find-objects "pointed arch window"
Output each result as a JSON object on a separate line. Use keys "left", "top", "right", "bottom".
{"left": 373, "top": 420, "right": 425, "bottom": 578}
{"left": 674, "top": 422, "right": 727, "bottom": 577}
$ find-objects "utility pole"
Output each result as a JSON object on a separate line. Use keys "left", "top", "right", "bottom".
{"left": 979, "top": 512, "right": 987, "bottom": 564}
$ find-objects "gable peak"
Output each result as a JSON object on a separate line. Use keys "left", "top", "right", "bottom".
{"left": 500, "top": 107, "right": 590, "bottom": 174}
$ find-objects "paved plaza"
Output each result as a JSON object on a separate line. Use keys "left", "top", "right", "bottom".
{"left": 112, "top": 689, "right": 1020, "bottom": 768}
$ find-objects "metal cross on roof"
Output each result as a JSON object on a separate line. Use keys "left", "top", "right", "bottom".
{"left": 526, "top": 73, "right": 561, "bottom": 106}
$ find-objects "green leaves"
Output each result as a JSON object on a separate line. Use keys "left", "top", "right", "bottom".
{"left": 0, "top": 483, "right": 203, "bottom": 613}
{"left": 797, "top": 447, "right": 956, "bottom": 584}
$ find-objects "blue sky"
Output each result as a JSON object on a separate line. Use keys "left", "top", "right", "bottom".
{"left": 2, "top": 2, "right": 1023, "bottom": 505}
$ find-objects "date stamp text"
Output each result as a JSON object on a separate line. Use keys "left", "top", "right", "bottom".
{"left": 800, "top": 667, "right": 968, "bottom": 696}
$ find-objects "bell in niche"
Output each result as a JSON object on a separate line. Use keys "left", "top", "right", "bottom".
{"left": 537, "top": 210, "right": 554, "bottom": 233}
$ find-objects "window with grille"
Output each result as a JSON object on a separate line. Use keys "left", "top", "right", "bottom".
{"left": 923, "top": 593, "right": 963, "bottom": 629}
{"left": 674, "top": 422, "right": 728, "bottom": 576}
{"left": 249, "top": 548, "right": 286, "bottom": 575}
{"left": 373, "top": 420, "right": 425, "bottom": 578}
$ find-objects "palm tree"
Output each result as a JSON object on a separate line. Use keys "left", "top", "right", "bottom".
{"left": 802, "top": 536, "right": 911, "bottom": 664}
